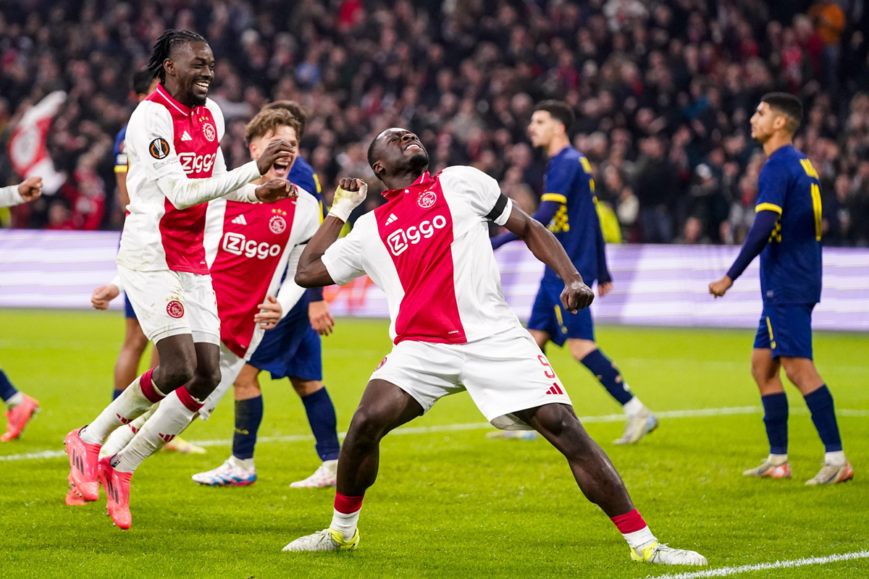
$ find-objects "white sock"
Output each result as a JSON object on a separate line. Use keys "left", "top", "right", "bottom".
{"left": 768, "top": 453, "right": 788, "bottom": 466}
{"left": 230, "top": 455, "right": 255, "bottom": 471}
{"left": 101, "top": 405, "right": 156, "bottom": 458}
{"left": 330, "top": 508, "right": 361, "bottom": 541}
{"left": 825, "top": 450, "right": 846, "bottom": 467}
{"left": 622, "top": 397, "right": 645, "bottom": 417}
{"left": 5, "top": 392, "right": 24, "bottom": 410}
{"left": 323, "top": 459, "right": 339, "bottom": 474}
{"left": 81, "top": 375, "right": 156, "bottom": 445}
{"left": 623, "top": 526, "right": 657, "bottom": 551}
{"left": 113, "top": 390, "right": 196, "bottom": 473}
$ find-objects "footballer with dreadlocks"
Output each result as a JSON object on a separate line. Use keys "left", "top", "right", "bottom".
{"left": 64, "top": 29, "right": 296, "bottom": 529}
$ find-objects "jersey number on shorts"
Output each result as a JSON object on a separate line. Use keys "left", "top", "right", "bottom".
{"left": 538, "top": 355, "right": 556, "bottom": 379}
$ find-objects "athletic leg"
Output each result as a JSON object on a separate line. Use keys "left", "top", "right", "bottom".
{"left": 284, "top": 379, "right": 423, "bottom": 551}
{"left": 515, "top": 403, "right": 705, "bottom": 565}
{"left": 112, "top": 318, "right": 149, "bottom": 399}
{"left": 780, "top": 356, "right": 851, "bottom": 483}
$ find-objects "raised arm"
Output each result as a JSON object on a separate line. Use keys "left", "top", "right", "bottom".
{"left": 295, "top": 178, "right": 368, "bottom": 288}
{"left": 502, "top": 204, "right": 594, "bottom": 312}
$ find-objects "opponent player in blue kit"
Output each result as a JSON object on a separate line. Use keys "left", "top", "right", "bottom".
{"left": 710, "top": 93, "right": 852, "bottom": 485}
{"left": 193, "top": 101, "right": 341, "bottom": 488}
{"left": 492, "top": 101, "right": 657, "bottom": 444}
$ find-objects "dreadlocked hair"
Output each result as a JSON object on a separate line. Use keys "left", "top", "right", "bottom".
{"left": 147, "top": 29, "right": 207, "bottom": 83}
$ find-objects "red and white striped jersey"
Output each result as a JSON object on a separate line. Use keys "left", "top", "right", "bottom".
{"left": 204, "top": 188, "right": 320, "bottom": 359}
{"left": 322, "top": 166, "right": 518, "bottom": 345}
{"left": 118, "top": 84, "right": 261, "bottom": 275}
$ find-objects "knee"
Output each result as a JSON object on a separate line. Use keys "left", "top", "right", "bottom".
{"left": 161, "top": 363, "right": 195, "bottom": 388}
{"left": 534, "top": 404, "right": 575, "bottom": 438}
{"left": 196, "top": 364, "right": 222, "bottom": 389}
{"left": 291, "top": 379, "right": 322, "bottom": 397}
{"left": 782, "top": 364, "right": 806, "bottom": 387}
{"left": 346, "top": 406, "right": 389, "bottom": 448}
{"left": 234, "top": 378, "right": 261, "bottom": 399}
{"left": 124, "top": 331, "right": 149, "bottom": 354}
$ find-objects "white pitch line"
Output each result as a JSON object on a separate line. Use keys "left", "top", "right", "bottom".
{"left": 2, "top": 406, "right": 868, "bottom": 462}
{"left": 639, "top": 549, "right": 869, "bottom": 579}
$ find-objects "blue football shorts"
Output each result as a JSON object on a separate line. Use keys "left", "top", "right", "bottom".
{"left": 753, "top": 302, "right": 815, "bottom": 360}
{"left": 527, "top": 278, "right": 595, "bottom": 346}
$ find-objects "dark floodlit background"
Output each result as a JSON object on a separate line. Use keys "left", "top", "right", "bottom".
{"left": 1, "top": 0, "right": 868, "bottom": 246}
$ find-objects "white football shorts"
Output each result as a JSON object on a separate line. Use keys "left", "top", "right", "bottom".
{"left": 198, "top": 344, "right": 247, "bottom": 421}
{"left": 370, "top": 324, "right": 572, "bottom": 430}
{"left": 118, "top": 265, "right": 220, "bottom": 345}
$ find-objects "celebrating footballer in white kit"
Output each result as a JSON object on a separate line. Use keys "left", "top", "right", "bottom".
{"left": 97, "top": 107, "right": 322, "bottom": 487}
{"left": 63, "top": 29, "right": 295, "bottom": 529}
{"left": 283, "top": 128, "right": 707, "bottom": 567}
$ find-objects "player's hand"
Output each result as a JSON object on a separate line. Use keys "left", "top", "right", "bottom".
{"left": 329, "top": 178, "right": 367, "bottom": 222}
{"left": 598, "top": 281, "right": 613, "bottom": 298}
{"left": 709, "top": 275, "right": 733, "bottom": 298}
{"left": 255, "top": 179, "right": 296, "bottom": 204}
{"left": 255, "top": 295, "right": 283, "bottom": 330}
{"left": 17, "top": 176, "right": 43, "bottom": 202}
{"left": 308, "top": 300, "right": 335, "bottom": 336}
{"left": 561, "top": 277, "right": 594, "bottom": 313}
{"left": 91, "top": 284, "right": 120, "bottom": 310}
{"left": 256, "top": 139, "right": 295, "bottom": 175}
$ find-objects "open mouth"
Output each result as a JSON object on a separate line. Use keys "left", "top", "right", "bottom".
{"left": 194, "top": 80, "right": 210, "bottom": 91}
{"left": 404, "top": 143, "right": 422, "bottom": 153}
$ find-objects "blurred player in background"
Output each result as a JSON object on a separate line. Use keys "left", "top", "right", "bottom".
{"left": 91, "top": 69, "right": 204, "bottom": 454}
{"left": 492, "top": 101, "right": 657, "bottom": 445}
{"left": 95, "top": 106, "right": 323, "bottom": 491}
{"left": 283, "top": 128, "right": 706, "bottom": 567}
{"left": 193, "top": 101, "right": 341, "bottom": 489}
{"left": 64, "top": 29, "right": 294, "bottom": 529}
{"left": 0, "top": 176, "right": 43, "bottom": 441}
{"left": 710, "top": 93, "right": 852, "bottom": 485}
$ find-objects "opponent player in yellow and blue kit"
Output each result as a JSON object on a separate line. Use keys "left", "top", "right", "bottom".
{"left": 710, "top": 93, "right": 852, "bottom": 485}
{"left": 492, "top": 101, "right": 657, "bottom": 444}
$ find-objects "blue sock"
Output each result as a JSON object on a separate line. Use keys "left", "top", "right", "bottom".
{"left": 803, "top": 385, "right": 843, "bottom": 453}
{"left": 302, "top": 387, "right": 340, "bottom": 461}
{"left": 112, "top": 389, "right": 124, "bottom": 401}
{"left": 761, "top": 392, "right": 788, "bottom": 455}
{"left": 0, "top": 370, "right": 19, "bottom": 403}
{"left": 580, "top": 350, "right": 634, "bottom": 405}
{"left": 232, "top": 396, "right": 264, "bottom": 460}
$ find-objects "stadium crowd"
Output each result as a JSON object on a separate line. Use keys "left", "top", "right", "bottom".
{"left": 1, "top": 0, "right": 869, "bottom": 245}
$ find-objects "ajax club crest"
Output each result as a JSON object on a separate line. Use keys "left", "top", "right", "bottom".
{"left": 203, "top": 123, "right": 216, "bottom": 142}
{"left": 269, "top": 215, "right": 287, "bottom": 234}
{"left": 418, "top": 190, "right": 437, "bottom": 209}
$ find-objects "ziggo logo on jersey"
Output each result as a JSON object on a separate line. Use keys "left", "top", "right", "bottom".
{"left": 386, "top": 215, "right": 447, "bottom": 256}
{"left": 222, "top": 232, "right": 282, "bottom": 260}
{"left": 179, "top": 152, "right": 216, "bottom": 174}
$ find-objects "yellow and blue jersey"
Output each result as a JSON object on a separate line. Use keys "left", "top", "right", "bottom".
{"left": 540, "top": 146, "right": 608, "bottom": 285}
{"left": 755, "top": 145, "right": 822, "bottom": 304}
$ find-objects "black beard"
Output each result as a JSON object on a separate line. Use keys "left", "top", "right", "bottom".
{"left": 407, "top": 151, "right": 429, "bottom": 171}
{"left": 188, "top": 89, "right": 208, "bottom": 107}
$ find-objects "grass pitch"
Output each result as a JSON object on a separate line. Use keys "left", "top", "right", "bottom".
{"left": 1, "top": 309, "right": 867, "bottom": 579}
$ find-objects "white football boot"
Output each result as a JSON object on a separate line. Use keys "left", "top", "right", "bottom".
{"left": 289, "top": 460, "right": 338, "bottom": 488}
{"left": 632, "top": 541, "right": 708, "bottom": 566}
{"left": 192, "top": 456, "right": 256, "bottom": 486}
{"left": 614, "top": 407, "right": 658, "bottom": 445}
{"left": 283, "top": 528, "right": 359, "bottom": 552}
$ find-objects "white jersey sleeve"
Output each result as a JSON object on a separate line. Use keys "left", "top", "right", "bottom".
{"left": 440, "top": 166, "right": 512, "bottom": 225}
{"left": 127, "top": 101, "right": 261, "bottom": 210}
{"left": 321, "top": 219, "right": 367, "bottom": 286}
{"left": 276, "top": 190, "right": 321, "bottom": 316}
{"left": 0, "top": 185, "right": 24, "bottom": 208}
{"left": 211, "top": 149, "right": 259, "bottom": 204}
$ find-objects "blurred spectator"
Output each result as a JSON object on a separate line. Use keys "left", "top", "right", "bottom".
{"left": 0, "top": 0, "right": 866, "bottom": 248}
